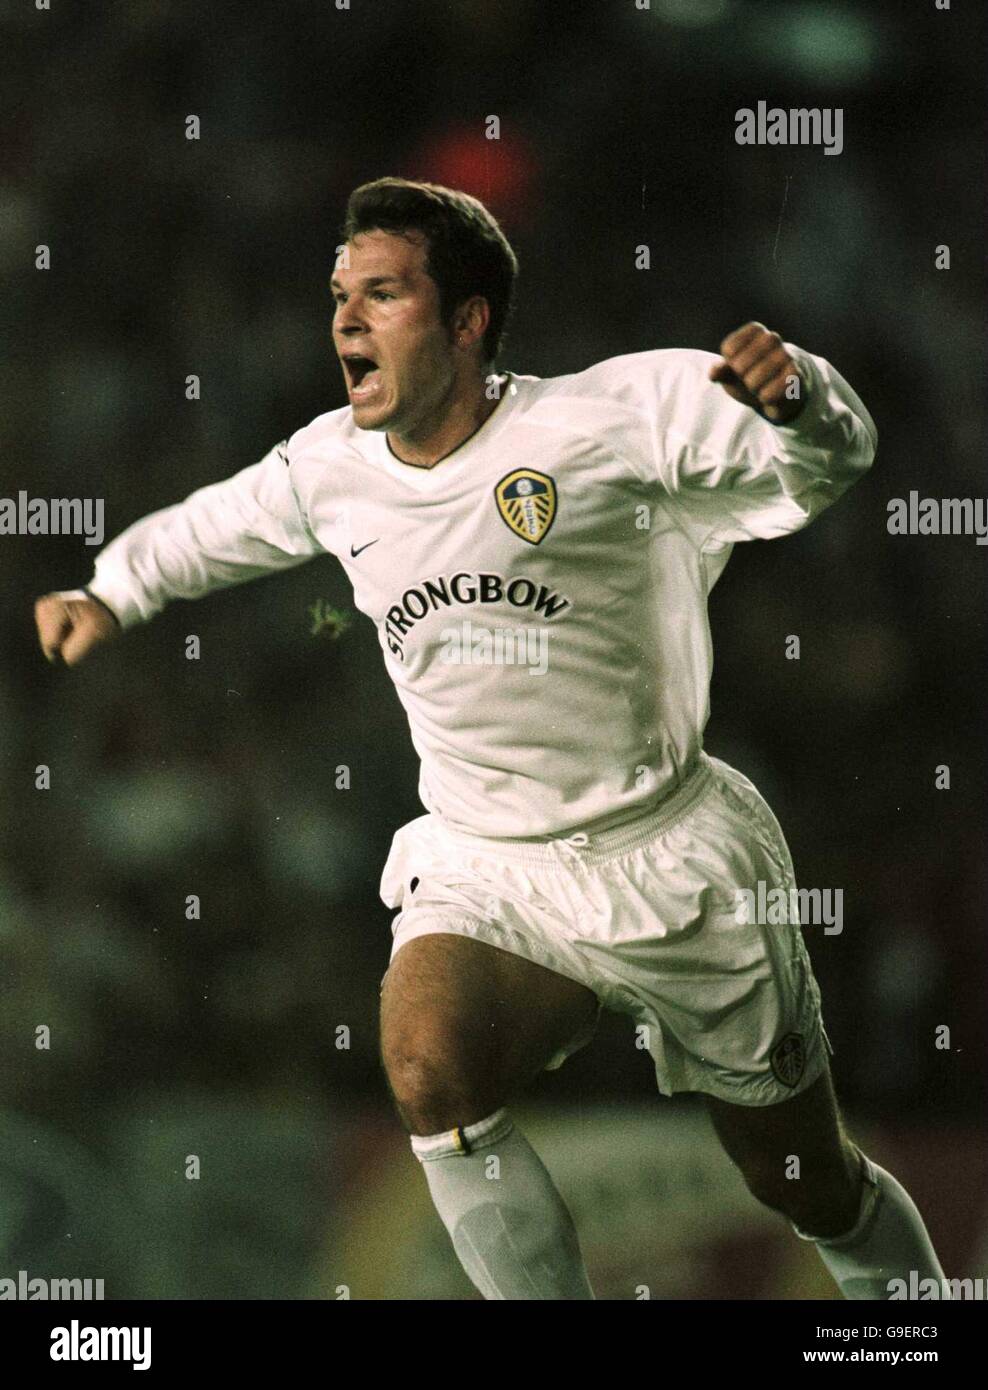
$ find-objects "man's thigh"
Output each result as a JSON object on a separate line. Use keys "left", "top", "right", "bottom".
{"left": 380, "top": 932, "right": 599, "bottom": 1119}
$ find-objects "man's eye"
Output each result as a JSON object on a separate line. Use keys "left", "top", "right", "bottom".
{"left": 332, "top": 290, "right": 392, "bottom": 306}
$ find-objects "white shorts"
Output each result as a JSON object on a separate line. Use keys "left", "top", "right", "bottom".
{"left": 379, "top": 752, "right": 834, "bottom": 1107}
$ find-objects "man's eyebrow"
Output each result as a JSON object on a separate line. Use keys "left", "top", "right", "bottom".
{"left": 329, "top": 274, "right": 405, "bottom": 290}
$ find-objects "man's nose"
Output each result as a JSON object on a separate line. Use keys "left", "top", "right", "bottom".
{"left": 335, "top": 297, "right": 366, "bottom": 335}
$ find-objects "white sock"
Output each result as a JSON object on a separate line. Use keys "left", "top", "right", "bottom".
{"left": 793, "top": 1151, "right": 949, "bottom": 1299}
{"left": 411, "top": 1108, "right": 595, "bottom": 1300}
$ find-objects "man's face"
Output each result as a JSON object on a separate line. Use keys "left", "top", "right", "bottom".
{"left": 331, "top": 229, "right": 457, "bottom": 433}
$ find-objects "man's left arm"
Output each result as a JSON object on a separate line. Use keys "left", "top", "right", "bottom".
{"left": 651, "top": 322, "right": 878, "bottom": 547}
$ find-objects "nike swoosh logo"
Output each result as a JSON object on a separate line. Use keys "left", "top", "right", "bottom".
{"left": 350, "top": 539, "right": 380, "bottom": 557}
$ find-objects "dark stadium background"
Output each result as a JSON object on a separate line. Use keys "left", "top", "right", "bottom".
{"left": 1, "top": 0, "right": 984, "bottom": 1299}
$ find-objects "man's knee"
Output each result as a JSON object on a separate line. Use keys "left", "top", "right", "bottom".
{"left": 378, "top": 933, "right": 594, "bottom": 1136}
{"left": 380, "top": 1020, "right": 502, "bottom": 1136}
{"left": 739, "top": 1143, "right": 863, "bottom": 1234}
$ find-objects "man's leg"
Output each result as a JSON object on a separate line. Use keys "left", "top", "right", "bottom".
{"left": 380, "top": 932, "right": 600, "bottom": 1300}
{"left": 703, "top": 1063, "right": 948, "bottom": 1299}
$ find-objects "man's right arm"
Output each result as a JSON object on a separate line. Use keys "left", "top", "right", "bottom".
{"left": 35, "top": 439, "right": 324, "bottom": 665}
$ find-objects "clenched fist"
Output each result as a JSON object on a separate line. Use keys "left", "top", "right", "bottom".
{"left": 709, "top": 322, "right": 806, "bottom": 424}
{"left": 34, "top": 590, "right": 120, "bottom": 667}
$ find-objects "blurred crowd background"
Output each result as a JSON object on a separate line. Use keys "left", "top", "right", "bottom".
{"left": 1, "top": 0, "right": 984, "bottom": 1298}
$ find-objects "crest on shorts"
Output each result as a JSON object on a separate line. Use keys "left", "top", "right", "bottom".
{"left": 494, "top": 469, "right": 557, "bottom": 545}
{"left": 770, "top": 1032, "right": 806, "bottom": 1089}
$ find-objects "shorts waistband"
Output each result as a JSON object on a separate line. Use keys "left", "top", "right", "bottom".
{"left": 440, "top": 755, "right": 715, "bottom": 866}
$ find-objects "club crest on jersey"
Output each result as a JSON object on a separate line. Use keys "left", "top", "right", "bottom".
{"left": 494, "top": 469, "right": 557, "bottom": 545}
{"left": 770, "top": 1033, "right": 806, "bottom": 1089}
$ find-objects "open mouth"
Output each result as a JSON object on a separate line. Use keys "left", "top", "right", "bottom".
{"left": 343, "top": 354, "right": 382, "bottom": 400}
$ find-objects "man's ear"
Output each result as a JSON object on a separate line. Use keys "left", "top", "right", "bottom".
{"left": 452, "top": 295, "right": 490, "bottom": 350}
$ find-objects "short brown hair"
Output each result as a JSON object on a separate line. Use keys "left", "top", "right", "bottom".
{"left": 342, "top": 178, "right": 519, "bottom": 363}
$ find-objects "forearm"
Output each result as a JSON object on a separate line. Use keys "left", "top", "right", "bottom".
{"left": 660, "top": 336, "right": 878, "bottom": 545}
{"left": 86, "top": 445, "right": 323, "bottom": 628}
{"left": 773, "top": 344, "right": 878, "bottom": 485}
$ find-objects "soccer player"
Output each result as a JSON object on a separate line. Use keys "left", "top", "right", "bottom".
{"left": 36, "top": 178, "right": 947, "bottom": 1301}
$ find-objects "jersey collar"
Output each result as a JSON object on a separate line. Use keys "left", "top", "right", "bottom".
{"left": 369, "top": 372, "right": 524, "bottom": 490}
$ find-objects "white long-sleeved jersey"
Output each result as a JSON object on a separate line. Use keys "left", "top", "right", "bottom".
{"left": 87, "top": 347, "right": 876, "bottom": 837}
